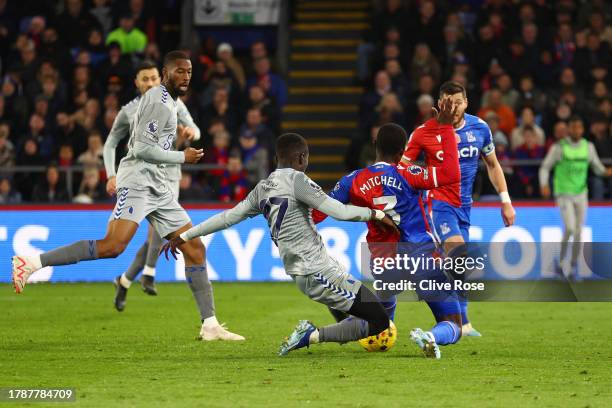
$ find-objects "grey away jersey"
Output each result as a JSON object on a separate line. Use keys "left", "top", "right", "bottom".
{"left": 104, "top": 92, "right": 199, "bottom": 182}
{"left": 116, "top": 85, "right": 183, "bottom": 195}
{"left": 184, "top": 168, "right": 372, "bottom": 276}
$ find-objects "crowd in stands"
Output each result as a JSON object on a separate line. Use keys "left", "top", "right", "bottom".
{"left": 0, "top": 0, "right": 286, "bottom": 204}
{"left": 355, "top": 0, "right": 611, "bottom": 199}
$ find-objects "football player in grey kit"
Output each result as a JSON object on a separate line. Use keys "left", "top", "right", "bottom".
{"left": 12, "top": 51, "right": 244, "bottom": 341}
{"left": 104, "top": 60, "right": 200, "bottom": 310}
{"left": 162, "top": 133, "right": 397, "bottom": 355}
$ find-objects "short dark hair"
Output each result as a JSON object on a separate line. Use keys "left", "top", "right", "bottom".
{"left": 375, "top": 123, "right": 407, "bottom": 157}
{"left": 439, "top": 81, "right": 466, "bottom": 98}
{"left": 569, "top": 115, "right": 583, "bottom": 124}
{"left": 276, "top": 133, "right": 307, "bottom": 161}
{"left": 163, "top": 50, "right": 189, "bottom": 68}
{"left": 136, "top": 60, "right": 159, "bottom": 75}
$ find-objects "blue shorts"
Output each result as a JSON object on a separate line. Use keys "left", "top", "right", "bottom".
{"left": 429, "top": 199, "right": 471, "bottom": 243}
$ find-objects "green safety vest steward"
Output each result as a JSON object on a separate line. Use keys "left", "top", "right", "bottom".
{"left": 554, "top": 139, "right": 589, "bottom": 195}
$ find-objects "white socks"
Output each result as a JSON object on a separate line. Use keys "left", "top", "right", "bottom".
{"left": 142, "top": 266, "right": 156, "bottom": 277}
{"left": 202, "top": 315, "right": 219, "bottom": 328}
{"left": 309, "top": 330, "right": 320, "bottom": 344}
{"left": 120, "top": 274, "right": 132, "bottom": 288}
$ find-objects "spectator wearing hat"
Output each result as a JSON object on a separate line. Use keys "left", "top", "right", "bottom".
{"left": 106, "top": 14, "right": 147, "bottom": 55}
{"left": 238, "top": 127, "right": 268, "bottom": 188}
{"left": 217, "top": 43, "right": 246, "bottom": 90}
{"left": 0, "top": 177, "right": 22, "bottom": 204}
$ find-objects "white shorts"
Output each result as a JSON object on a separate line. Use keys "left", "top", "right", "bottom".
{"left": 109, "top": 184, "right": 190, "bottom": 238}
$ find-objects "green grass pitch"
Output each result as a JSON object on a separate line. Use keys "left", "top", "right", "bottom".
{"left": 2, "top": 282, "right": 612, "bottom": 407}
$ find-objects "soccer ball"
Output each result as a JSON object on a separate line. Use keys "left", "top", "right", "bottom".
{"left": 358, "top": 321, "right": 397, "bottom": 352}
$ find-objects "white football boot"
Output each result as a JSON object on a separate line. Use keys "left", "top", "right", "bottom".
{"left": 12, "top": 256, "right": 41, "bottom": 294}
{"left": 199, "top": 322, "right": 245, "bottom": 341}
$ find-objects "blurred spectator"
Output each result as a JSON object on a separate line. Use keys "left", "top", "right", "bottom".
{"left": 516, "top": 75, "right": 547, "bottom": 113}
{"left": 0, "top": 123, "right": 15, "bottom": 168}
{"left": 238, "top": 129, "right": 268, "bottom": 188}
{"left": 200, "top": 60, "right": 241, "bottom": 107}
{"left": 409, "top": 0, "right": 444, "bottom": 55}
{"left": 97, "top": 42, "right": 133, "bottom": 88}
{"left": 203, "top": 129, "right": 230, "bottom": 180}
{"left": 31, "top": 164, "right": 69, "bottom": 203}
{"left": 58, "top": 144, "right": 74, "bottom": 168}
{"left": 510, "top": 107, "right": 545, "bottom": 150}
{"left": 73, "top": 166, "right": 105, "bottom": 203}
{"left": 247, "top": 57, "right": 288, "bottom": 108}
{"left": 0, "top": 177, "right": 21, "bottom": 204}
{"left": 90, "top": 0, "right": 112, "bottom": 34}
{"left": 246, "top": 84, "right": 278, "bottom": 132}
{"left": 360, "top": 70, "right": 391, "bottom": 123}
{"left": 554, "top": 22, "right": 576, "bottom": 68}
{"left": 553, "top": 121, "right": 570, "bottom": 142}
{"left": 410, "top": 43, "right": 441, "bottom": 88}
{"left": 514, "top": 126, "right": 546, "bottom": 198}
{"left": 72, "top": 167, "right": 107, "bottom": 204}
{"left": 72, "top": 98, "right": 102, "bottom": 132}
{"left": 238, "top": 108, "right": 274, "bottom": 154}
{"left": 55, "top": 111, "right": 88, "bottom": 156}
{"left": 106, "top": 14, "right": 147, "bottom": 55}
{"left": 179, "top": 172, "right": 211, "bottom": 202}
{"left": 219, "top": 153, "right": 248, "bottom": 202}
{"left": 55, "top": 0, "right": 100, "bottom": 48}
{"left": 478, "top": 88, "right": 516, "bottom": 135}
{"left": 22, "top": 113, "right": 54, "bottom": 161}
{"left": 414, "top": 94, "right": 434, "bottom": 126}
{"left": 77, "top": 131, "right": 104, "bottom": 168}
{"left": 384, "top": 59, "right": 410, "bottom": 103}
{"left": 201, "top": 87, "right": 237, "bottom": 135}
{"left": 481, "top": 73, "right": 519, "bottom": 110}
{"left": 581, "top": 9, "right": 612, "bottom": 45}
{"left": 372, "top": 93, "right": 406, "bottom": 128}
{"left": 217, "top": 43, "right": 246, "bottom": 90}
{"left": 589, "top": 114, "right": 612, "bottom": 199}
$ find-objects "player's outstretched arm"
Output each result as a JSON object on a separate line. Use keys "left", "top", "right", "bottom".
{"left": 294, "top": 173, "right": 398, "bottom": 232}
{"left": 161, "top": 189, "right": 260, "bottom": 260}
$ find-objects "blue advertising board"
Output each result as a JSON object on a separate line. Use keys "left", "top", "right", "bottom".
{"left": 1, "top": 205, "right": 611, "bottom": 283}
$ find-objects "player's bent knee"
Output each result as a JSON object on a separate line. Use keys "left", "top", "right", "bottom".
{"left": 99, "top": 240, "right": 128, "bottom": 258}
